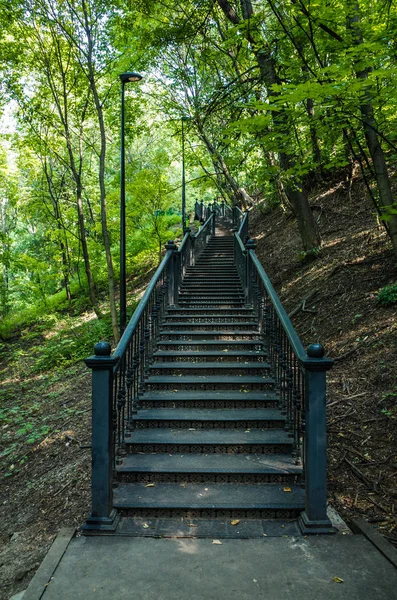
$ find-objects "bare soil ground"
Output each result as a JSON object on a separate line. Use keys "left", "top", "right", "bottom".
{"left": 1, "top": 172, "right": 396, "bottom": 599}
{"left": 250, "top": 171, "right": 397, "bottom": 546}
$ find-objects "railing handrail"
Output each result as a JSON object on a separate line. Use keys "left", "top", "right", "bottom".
{"left": 235, "top": 229, "right": 246, "bottom": 254}
{"left": 248, "top": 251, "right": 306, "bottom": 361}
{"left": 237, "top": 212, "right": 248, "bottom": 238}
{"left": 112, "top": 250, "right": 173, "bottom": 368}
{"left": 178, "top": 231, "right": 191, "bottom": 253}
{"left": 235, "top": 205, "right": 244, "bottom": 216}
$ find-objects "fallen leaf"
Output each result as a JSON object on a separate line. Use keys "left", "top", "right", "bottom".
{"left": 253, "top": 579, "right": 257, "bottom": 583}
{"left": 142, "top": 523, "right": 150, "bottom": 529}
{"left": 145, "top": 483, "right": 155, "bottom": 487}
{"left": 212, "top": 540, "right": 222, "bottom": 545}
{"left": 283, "top": 487, "right": 292, "bottom": 492}
{"left": 188, "top": 523, "right": 197, "bottom": 527}
{"left": 333, "top": 577, "right": 344, "bottom": 583}
{"left": 231, "top": 519, "right": 240, "bottom": 526}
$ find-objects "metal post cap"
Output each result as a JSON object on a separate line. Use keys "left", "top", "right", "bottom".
{"left": 165, "top": 240, "right": 177, "bottom": 250}
{"left": 245, "top": 238, "right": 256, "bottom": 249}
{"left": 307, "top": 343, "right": 325, "bottom": 358}
{"left": 94, "top": 341, "right": 112, "bottom": 356}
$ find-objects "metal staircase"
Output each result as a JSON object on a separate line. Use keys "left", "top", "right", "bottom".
{"left": 84, "top": 203, "right": 335, "bottom": 536}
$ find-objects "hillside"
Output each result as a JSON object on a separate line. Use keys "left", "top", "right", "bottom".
{"left": 250, "top": 171, "right": 397, "bottom": 540}
{"left": 1, "top": 171, "right": 396, "bottom": 599}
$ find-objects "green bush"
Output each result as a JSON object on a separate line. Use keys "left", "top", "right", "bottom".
{"left": 377, "top": 283, "right": 397, "bottom": 306}
{"left": 297, "top": 247, "right": 321, "bottom": 264}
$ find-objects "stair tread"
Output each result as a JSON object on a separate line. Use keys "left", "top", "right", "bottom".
{"left": 157, "top": 341, "right": 265, "bottom": 346}
{"left": 146, "top": 375, "right": 274, "bottom": 384}
{"left": 159, "top": 331, "right": 261, "bottom": 335}
{"left": 126, "top": 428, "right": 289, "bottom": 444}
{"left": 141, "top": 391, "right": 277, "bottom": 400}
{"left": 113, "top": 483, "right": 305, "bottom": 509}
{"left": 135, "top": 408, "right": 283, "bottom": 421}
{"left": 161, "top": 322, "right": 258, "bottom": 326}
{"left": 153, "top": 351, "right": 266, "bottom": 357}
{"left": 117, "top": 453, "right": 301, "bottom": 474}
{"left": 150, "top": 362, "right": 270, "bottom": 369}
{"left": 167, "top": 308, "right": 253, "bottom": 312}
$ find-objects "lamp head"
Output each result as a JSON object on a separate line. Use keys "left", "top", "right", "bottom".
{"left": 119, "top": 72, "right": 143, "bottom": 83}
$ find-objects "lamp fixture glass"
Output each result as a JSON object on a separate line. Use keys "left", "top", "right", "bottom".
{"left": 119, "top": 72, "right": 143, "bottom": 83}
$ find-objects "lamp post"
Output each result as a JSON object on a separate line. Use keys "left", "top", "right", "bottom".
{"left": 181, "top": 115, "right": 189, "bottom": 233}
{"left": 119, "top": 72, "right": 142, "bottom": 333}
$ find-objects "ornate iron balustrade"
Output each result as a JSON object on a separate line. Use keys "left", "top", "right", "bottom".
{"left": 195, "top": 199, "right": 232, "bottom": 221}
{"left": 202, "top": 200, "right": 334, "bottom": 534}
{"left": 83, "top": 213, "right": 216, "bottom": 532}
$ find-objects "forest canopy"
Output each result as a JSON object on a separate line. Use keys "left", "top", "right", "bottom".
{"left": 1, "top": 0, "right": 397, "bottom": 341}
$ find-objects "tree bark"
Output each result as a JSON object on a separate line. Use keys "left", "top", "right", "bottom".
{"left": 82, "top": 0, "right": 119, "bottom": 342}
{"left": 347, "top": 1, "right": 397, "bottom": 257}
{"left": 217, "top": 0, "right": 321, "bottom": 249}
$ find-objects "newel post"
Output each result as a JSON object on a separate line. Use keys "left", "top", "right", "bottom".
{"left": 212, "top": 210, "right": 216, "bottom": 236}
{"left": 245, "top": 239, "right": 256, "bottom": 306}
{"left": 83, "top": 342, "right": 120, "bottom": 533}
{"left": 299, "top": 343, "right": 335, "bottom": 534}
{"left": 165, "top": 240, "right": 178, "bottom": 306}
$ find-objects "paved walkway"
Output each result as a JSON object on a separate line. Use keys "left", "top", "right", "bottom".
{"left": 21, "top": 530, "right": 397, "bottom": 600}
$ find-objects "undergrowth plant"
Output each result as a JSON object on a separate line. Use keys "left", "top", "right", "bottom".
{"left": 377, "top": 283, "right": 397, "bottom": 306}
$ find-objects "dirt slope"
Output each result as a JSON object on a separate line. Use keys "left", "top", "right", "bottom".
{"left": 250, "top": 172, "right": 397, "bottom": 543}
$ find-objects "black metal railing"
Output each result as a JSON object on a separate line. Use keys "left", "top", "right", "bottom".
{"left": 195, "top": 198, "right": 233, "bottom": 222}
{"left": 83, "top": 212, "right": 216, "bottom": 532}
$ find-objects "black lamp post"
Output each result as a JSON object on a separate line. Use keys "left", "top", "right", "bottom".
{"left": 119, "top": 72, "right": 142, "bottom": 333}
{"left": 181, "top": 115, "right": 189, "bottom": 233}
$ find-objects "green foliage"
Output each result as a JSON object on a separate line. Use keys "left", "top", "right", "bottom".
{"left": 377, "top": 283, "right": 397, "bottom": 306}
{"left": 30, "top": 316, "right": 114, "bottom": 373}
{"left": 297, "top": 247, "right": 321, "bottom": 264}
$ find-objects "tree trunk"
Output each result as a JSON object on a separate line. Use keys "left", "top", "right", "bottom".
{"left": 196, "top": 120, "right": 254, "bottom": 208}
{"left": 82, "top": 0, "right": 120, "bottom": 342}
{"left": 347, "top": 1, "right": 397, "bottom": 257}
{"left": 217, "top": 0, "right": 321, "bottom": 249}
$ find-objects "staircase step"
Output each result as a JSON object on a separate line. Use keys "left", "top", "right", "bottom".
{"left": 163, "top": 316, "right": 255, "bottom": 323}
{"left": 153, "top": 351, "right": 267, "bottom": 361}
{"left": 118, "top": 452, "right": 300, "bottom": 475}
{"left": 140, "top": 390, "right": 279, "bottom": 409}
{"left": 113, "top": 483, "right": 305, "bottom": 518}
{"left": 156, "top": 341, "right": 265, "bottom": 352}
{"left": 145, "top": 376, "right": 274, "bottom": 392}
{"left": 133, "top": 408, "right": 284, "bottom": 428}
{"left": 149, "top": 362, "right": 271, "bottom": 376}
{"left": 117, "top": 453, "right": 301, "bottom": 484}
{"left": 125, "top": 428, "right": 292, "bottom": 455}
{"left": 160, "top": 325, "right": 258, "bottom": 334}
{"left": 159, "top": 331, "right": 262, "bottom": 340}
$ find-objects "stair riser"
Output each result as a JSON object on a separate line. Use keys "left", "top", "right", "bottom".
{"left": 179, "top": 293, "right": 244, "bottom": 298}
{"left": 157, "top": 343, "right": 265, "bottom": 351}
{"left": 159, "top": 333, "right": 262, "bottom": 340}
{"left": 153, "top": 355, "right": 266, "bottom": 363}
{"left": 118, "top": 472, "right": 299, "bottom": 485}
{"left": 165, "top": 311, "right": 254, "bottom": 317}
{"left": 160, "top": 324, "right": 257, "bottom": 331}
{"left": 125, "top": 443, "right": 292, "bottom": 455}
{"left": 163, "top": 317, "right": 255, "bottom": 324}
{"left": 117, "top": 507, "right": 302, "bottom": 519}
{"left": 141, "top": 400, "right": 279, "bottom": 409}
{"left": 145, "top": 382, "right": 274, "bottom": 391}
{"left": 132, "top": 419, "right": 285, "bottom": 429}
{"left": 149, "top": 367, "right": 270, "bottom": 376}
